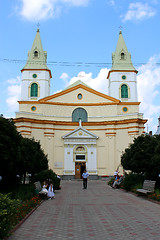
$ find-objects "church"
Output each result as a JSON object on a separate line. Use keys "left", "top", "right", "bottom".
{"left": 14, "top": 28, "right": 147, "bottom": 179}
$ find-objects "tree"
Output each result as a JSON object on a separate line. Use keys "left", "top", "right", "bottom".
{"left": 121, "top": 135, "right": 160, "bottom": 180}
{"left": 0, "top": 116, "right": 21, "bottom": 184}
{"left": 0, "top": 115, "right": 48, "bottom": 186}
{"left": 19, "top": 138, "right": 48, "bottom": 183}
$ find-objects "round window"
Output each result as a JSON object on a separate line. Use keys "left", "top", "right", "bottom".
{"left": 32, "top": 74, "right": 37, "bottom": 79}
{"left": 122, "top": 107, "right": 128, "bottom": 112}
{"left": 122, "top": 75, "right": 126, "bottom": 80}
{"left": 31, "top": 106, "right": 36, "bottom": 111}
{"left": 77, "top": 93, "right": 82, "bottom": 100}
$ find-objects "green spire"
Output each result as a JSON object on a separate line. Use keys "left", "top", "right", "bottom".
{"left": 22, "top": 28, "right": 49, "bottom": 70}
{"left": 111, "top": 31, "right": 136, "bottom": 71}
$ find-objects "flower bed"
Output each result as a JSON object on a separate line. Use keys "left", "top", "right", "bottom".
{"left": 0, "top": 194, "right": 42, "bottom": 239}
{"left": 14, "top": 196, "right": 42, "bottom": 224}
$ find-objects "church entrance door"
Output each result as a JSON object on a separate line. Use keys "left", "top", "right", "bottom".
{"left": 75, "top": 162, "right": 86, "bottom": 179}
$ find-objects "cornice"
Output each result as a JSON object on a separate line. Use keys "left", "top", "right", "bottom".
{"left": 14, "top": 117, "right": 147, "bottom": 126}
{"left": 21, "top": 68, "right": 52, "bottom": 78}
{"left": 107, "top": 70, "right": 138, "bottom": 79}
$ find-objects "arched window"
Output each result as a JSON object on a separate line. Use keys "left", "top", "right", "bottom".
{"left": 31, "top": 83, "right": 38, "bottom": 97}
{"left": 34, "top": 50, "right": 38, "bottom": 57}
{"left": 121, "top": 84, "right": 128, "bottom": 98}
{"left": 121, "top": 52, "right": 125, "bottom": 60}
{"left": 72, "top": 108, "right": 88, "bottom": 122}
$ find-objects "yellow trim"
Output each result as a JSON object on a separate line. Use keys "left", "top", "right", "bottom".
{"left": 39, "top": 84, "right": 120, "bottom": 103}
{"left": 18, "top": 100, "right": 141, "bottom": 106}
{"left": 20, "top": 130, "right": 31, "bottom": 133}
{"left": 14, "top": 117, "right": 147, "bottom": 126}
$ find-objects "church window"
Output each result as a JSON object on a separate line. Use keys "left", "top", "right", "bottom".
{"left": 121, "top": 84, "right": 128, "bottom": 98}
{"left": 32, "top": 73, "right": 37, "bottom": 78}
{"left": 122, "top": 107, "right": 128, "bottom": 112}
{"left": 72, "top": 108, "right": 88, "bottom": 122}
{"left": 76, "top": 146, "right": 85, "bottom": 151}
{"left": 122, "top": 75, "right": 126, "bottom": 80}
{"left": 34, "top": 50, "right": 38, "bottom": 57}
{"left": 31, "top": 106, "right": 36, "bottom": 111}
{"left": 121, "top": 52, "right": 125, "bottom": 60}
{"left": 31, "top": 83, "right": 38, "bottom": 97}
{"left": 77, "top": 93, "right": 82, "bottom": 100}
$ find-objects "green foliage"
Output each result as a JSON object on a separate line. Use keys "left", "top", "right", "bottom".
{"left": 0, "top": 193, "right": 20, "bottom": 239}
{"left": 0, "top": 116, "right": 21, "bottom": 185}
{"left": 121, "top": 135, "right": 160, "bottom": 180}
{"left": 108, "top": 177, "right": 114, "bottom": 186}
{"left": 6, "top": 183, "right": 36, "bottom": 202}
{"left": 123, "top": 173, "right": 143, "bottom": 191}
{"left": 34, "top": 169, "right": 61, "bottom": 190}
{"left": 19, "top": 138, "right": 48, "bottom": 183}
{"left": 0, "top": 116, "right": 49, "bottom": 188}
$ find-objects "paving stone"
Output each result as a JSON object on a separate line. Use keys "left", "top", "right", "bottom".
{"left": 8, "top": 180, "right": 160, "bottom": 240}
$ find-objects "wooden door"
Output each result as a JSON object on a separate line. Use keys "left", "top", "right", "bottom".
{"left": 75, "top": 162, "right": 81, "bottom": 179}
{"left": 75, "top": 162, "right": 86, "bottom": 179}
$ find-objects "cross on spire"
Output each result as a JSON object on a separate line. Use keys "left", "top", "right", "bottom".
{"left": 119, "top": 25, "right": 123, "bottom": 34}
{"left": 37, "top": 23, "right": 40, "bottom": 32}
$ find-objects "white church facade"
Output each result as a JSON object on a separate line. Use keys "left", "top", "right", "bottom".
{"left": 15, "top": 29, "right": 147, "bottom": 179}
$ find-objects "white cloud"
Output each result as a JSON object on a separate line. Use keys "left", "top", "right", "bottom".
{"left": 7, "top": 76, "right": 21, "bottom": 85}
{"left": 137, "top": 56, "right": 160, "bottom": 132}
{"left": 66, "top": 68, "right": 109, "bottom": 94}
{"left": 18, "top": 0, "right": 90, "bottom": 21}
{"left": 121, "top": 2, "right": 156, "bottom": 22}
{"left": 6, "top": 77, "right": 21, "bottom": 113}
{"left": 60, "top": 72, "right": 69, "bottom": 85}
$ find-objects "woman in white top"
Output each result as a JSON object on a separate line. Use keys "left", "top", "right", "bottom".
{"left": 47, "top": 182, "right": 55, "bottom": 199}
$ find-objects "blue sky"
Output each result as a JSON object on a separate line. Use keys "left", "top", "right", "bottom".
{"left": 1, "top": 0, "right": 160, "bottom": 133}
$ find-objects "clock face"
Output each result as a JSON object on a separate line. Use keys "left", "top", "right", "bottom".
{"left": 32, "top": 74, "right": 37, "bottom": 79}
{"left": 122, "top": 75, "right": 126, "bottom": 80}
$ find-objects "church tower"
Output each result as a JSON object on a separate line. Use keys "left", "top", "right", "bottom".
{"left": 21, "top": 28, "right": 52, "bottom": 101}
{"left": 107, "top": 31, "right": 138, "bottom": 102}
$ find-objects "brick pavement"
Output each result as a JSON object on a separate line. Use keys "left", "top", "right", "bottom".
{"left": 8, "top": 180, "right": 160, "bottom": 240}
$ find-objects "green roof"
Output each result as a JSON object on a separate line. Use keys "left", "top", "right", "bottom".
{"left": 111, "top": 31, "right": 136, "bottom": 71}
{"left": 22, "top": 28, "right": 50, "bottom": 70}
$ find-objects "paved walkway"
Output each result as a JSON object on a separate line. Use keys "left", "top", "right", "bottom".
{"left": 9, "top": 180, "right": 160, "bottom": 240}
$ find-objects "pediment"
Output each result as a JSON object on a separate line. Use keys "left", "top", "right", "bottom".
{"left": 39, "top": 81, "right": 120, "bottom": 105}
{"left": 62, "top": 126, "right": 98, "bottom": 139}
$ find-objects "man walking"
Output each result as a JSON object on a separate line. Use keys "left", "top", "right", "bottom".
{"left": 82, "top": 170, "right": 89, "bottom": 189}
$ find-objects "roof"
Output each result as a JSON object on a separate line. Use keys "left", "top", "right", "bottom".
{"left": 110, "top": 31, "right": 136, "bottom": 71}
{"left": 22, "top": 28, "right": 50, "bottom": 72}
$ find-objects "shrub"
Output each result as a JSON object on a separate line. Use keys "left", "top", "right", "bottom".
{"left": 33, "top": 169, "right": 61, "bottom": 190}
{"left": 123, "top": 173, "right": 143, "bottom": 191}
{"left": 2, "top": 183, "right": 36, "bottom": 202}
{"left": 0, "top": 193, "right": 20, "bottom": 239}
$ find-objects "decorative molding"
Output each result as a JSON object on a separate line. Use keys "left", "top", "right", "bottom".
{"left": 107, "top": 69, "right": 138, "bottom": 79}
{"left": 14, "top": 117, "right": 147, "bottom": 126}
{"left": 21, "top": 68, "right": 52, "bottom": 78}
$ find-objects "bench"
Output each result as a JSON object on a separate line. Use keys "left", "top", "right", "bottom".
{"left": 136, "top": 180, "right": 156, "bottom": 195}
{"left": 34, "top": 181, "right": 47, "bottom": 197}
